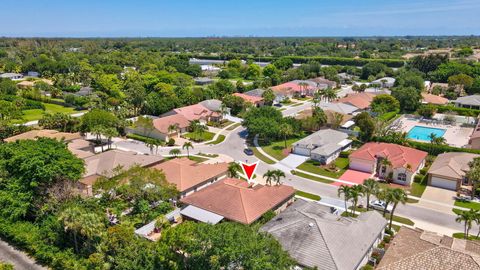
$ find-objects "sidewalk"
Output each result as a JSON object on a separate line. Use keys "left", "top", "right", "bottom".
{"left": 253, "top": 134, "right": 471, "bottom": 214}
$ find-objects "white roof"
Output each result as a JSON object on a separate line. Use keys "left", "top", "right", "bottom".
{"left": 338, "top": 139, "right": 353, "bottom": 147}
{"left": 180, "top": 205, "right": 224, "bottom": 224}
{"left": 341, "top": 120, "right": 355, "bottom": 129}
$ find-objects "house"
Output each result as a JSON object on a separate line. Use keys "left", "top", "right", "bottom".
{"left": 17, "top": 79, "right": 53, "bottom": 89}
{"left": 151, "top": 157, "right": 228, "bottom": 197}
{"left": 233, "top": 92, "right": 264, "bottom": 107}
{"left": 427, "top": 152, "right": 480, "bottom": 191}
{"left": 77, "top": 150, "right": 163, "bottom": 196}
{"left": 292, "top": 129, "right": 352, "bottom": 164}
{"left": 349, "top": 142, "right": 428, "bottom": 185}
{"left": 429, "top": 82, "right": 450, "bottom": 93}
{"left": 198, "top": 99, "right": 226, "bottom": 114}
{"left": 74, "top": 86, "right": 94, "bottom": 97}
{"left": 67, "top": 138, "right": 95, "bottom": 159}
{"left": 0, "top": 73, "right": 23, "bottom": 80}
{"left": 454, "top": 95, "right": 480, "bottom": 110}
{"left": 335, "top": 92, "right": 377, "bottom": 110}
{"left": 295, "top": 108, "right": 354, "bottom": 128}
{"left": 261, "top": 199, "right": 387, "bottom": 270}
{"left": 309, "top": 77, "right": 338, "bottom": 89}
{"left": 194, "top": 77, "right": 214, "bottom": 85}
{"left": 27, "top": 71, "right": 40, "bottom": 77}
{"left": 469, "top": 117, "right": 480, "bottom": 149}
{"left": 371, "top": 77, "right": 396, "bottom": 88}
{"left": 180, "top": 178, "right": 295, "bottom": 225}
{"left": 271, "top": 80, "right": 317, "bottom": 98}
{"left": 320, "top": 101, "right": 360, "bottom": 115}
{"left": 244, "top": 88, "right": 284, "bottom": 104}
{"left": 337, "top": 72, "right": 356, "bottom": 84}
{"left": 421, "top": 92, "right": 449, "bottom": 105}
{"left": 4, "top": 129, "right": 82, "bottom": 143}
{"left": 162, "top": 103, "right": 221, "bottom": 123}
{"left": 377, "top": 227, "right": 480, "bottom": 270}
{"left": 128, "top": 114, "right": 190, "bottom": 142}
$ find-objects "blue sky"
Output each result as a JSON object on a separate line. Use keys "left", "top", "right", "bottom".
{"left": 1, "top": 0, "right": 479, "bottom": 37}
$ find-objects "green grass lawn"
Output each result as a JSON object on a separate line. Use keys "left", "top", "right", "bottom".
{"left": 296, "top": 158, "right": 349, "bottom": 179}
{"left": 19, "top": 103, "right": 82, "bottom": 123}
{"left": 209, "top": 135, "right": 225, "bottom": 145}
{"left": 290, "top": 102, "right": 303, "bottom": 107}
{"left": 455, "top": 200, "right": 480, "bottom": 210}
{"left": 410, "top": 175, "right": 427, "bottom": 197}
{"left": 226, "top": 123, "right": 241, "bottom": 131}
{"left": 291, "top": 170, "right": 334, "bottom": 184}
{"left": 251, "top": 147, "right": 276, "bottom": 164}
{"left": 295, "top": 190, "right": 321, "bottom": 201}
{"left": 453, "top": 233, "right": 480, "bottom": 241}
{"left": 184, "top": 131, "right": 215, "bottom": 142}
{"left": 384, "top": 213, "right": 415, "bottom": 226}
{"left": 260, "top": 137, "right": 306, "bottom": 161}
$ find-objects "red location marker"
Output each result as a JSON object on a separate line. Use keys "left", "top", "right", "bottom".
{"left": 241, "top": 162, "right": 258, "bottom": 182}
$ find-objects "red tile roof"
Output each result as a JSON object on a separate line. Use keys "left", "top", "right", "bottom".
{"left": 421, "top": 93, "right": 449, "bottom": 105}
{"left": 173, "top": 104, "right": 220, "bottom": 121}
{"left": 153, "top": 114, "right": 190, "bottom": 134}
{"left": 233, "top": 93, "right": 264, "bottom": 104}
{"left": 151, "top": 158, "right": 228, "bottom": 192}
{"left": 350, "top": 142, "right": 427, "bottom": 171}
{"left": 180, "top": 178, "right": 295, "bottom": 224}
{"left": 271, "top": 82, "right": 315, "bottom": 95}
{"left": 336, "top": 93, "right": 377, "bottom": 109}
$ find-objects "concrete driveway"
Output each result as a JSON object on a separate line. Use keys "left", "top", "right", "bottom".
{"left": 278, "top": 154, "right": 310, "bottom": 168}
{"left": 417, "top": 186, "right": 456, "bottom": 214}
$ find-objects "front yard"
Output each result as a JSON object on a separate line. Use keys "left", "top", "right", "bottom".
{"left": 183, "top": 131, "right": 215, "bottom": 142}
{"left": 259, "top": 137, "right": 304, "bottom": 161}
{"left": 296, "top": 158, "right": 349, "bottom": 179}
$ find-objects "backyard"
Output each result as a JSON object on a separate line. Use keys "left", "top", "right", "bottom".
{"left": 296, "top": 158, "right": 349, "bottom": 178}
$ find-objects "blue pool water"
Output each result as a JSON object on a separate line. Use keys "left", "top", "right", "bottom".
{"left": 407, "top": 126, "right": 446, "bottom": 142}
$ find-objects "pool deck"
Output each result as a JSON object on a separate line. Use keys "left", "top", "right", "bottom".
{"left": 396, "top": 116, "right": 473, "bottom": 148}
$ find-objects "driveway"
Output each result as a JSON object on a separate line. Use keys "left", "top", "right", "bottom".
{"left": 278, "top": 154, "right": 310, "bottom": 168}
{"left": 332, "top": 169, "right": 372, "bottom": 186}
{"left": 417, "top": 186, "right": 456, "bottom": 214}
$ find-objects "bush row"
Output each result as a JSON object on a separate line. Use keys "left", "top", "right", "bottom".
{"left": 374, "top": 136, "right": 480, "bottom": 156}
{"left": 433, "top": 104, "right": 480, "bottom": 117}
{"left": 189, "top": 54, "right": 406, "bottom": 68}
{"left": 0, "top": 95, "right": 45, "bottom": 110}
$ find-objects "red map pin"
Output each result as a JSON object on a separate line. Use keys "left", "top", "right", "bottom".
{"left": 241, "top": 161, "right": 258, "bottom": 182}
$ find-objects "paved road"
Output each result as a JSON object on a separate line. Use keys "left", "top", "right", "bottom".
{"left": 114, "top": 116, "right": 472, "bottom": 236}
{"left": 0, "top": 239, "right": 46, "bottom": 270}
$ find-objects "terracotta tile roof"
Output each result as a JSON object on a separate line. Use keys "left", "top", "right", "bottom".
{"left": 428, "top": 152, "right": 480, "bottom": 179}
{"left": 153, "top": 114, "right": 191, "bottom": 134}
{"left": 335, "top": 92, "right": 377, "bottom": 109}
{"left": 4, "top": 129, "right": 82, "bottom": 143}
{"left": 151, "top": 158, "right": 228, "bottom": 192}
{"left": 350, "top": 142, "right": 427, "bottom": 171}
{"left": 81, "top": 150, "right": 163, "bottom": 183}
{"left": 233, "top": 92, "right": 264, "bottom": 104}
{"left": 173, "top": 104, "right": 220, "bottom": 121}
{"left": 422, "top": 93, "right": 449, "bottom": 105}
{"left": 271, "top": 81, "right": 316, "bottom": 95}
{"left": 377, "top": 227, "right": 480, "bottom": 270}
{"left": 180, "top": 178, "right": 295, "bottom": 224}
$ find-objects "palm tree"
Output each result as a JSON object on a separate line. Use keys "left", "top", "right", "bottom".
{"left": 387, "top": 188, "right": 408, "bottom": 230}
{"left": 168, "top": 123, "right": 179, "bottom": 138}
{"left": 313, "top": 90, "right": 323, "bottom": 107}
{"left": 349, "top": 185, "right": 364, "bottom": 215}
{"left": 272, "top": 170, "right": 286, "bottom": 185}
{"left": 145, "top": 138, "right": 155, "bottom": 154}
{"left": 169, "top": 148, "right": 181, "bottom": 158}
{"left": 428, "top": 133, "right": 438, "bottom": 144}
{"left": 227, "top": 162, "right": 241, "bottom": 178}
{"left": 376, "top": 188, "right": 392, "bottom": 217}
{"left": 152, "top": 139, "right": 163, "bottom": 155}
{"left": 263, "top": 170, "right": 276, "bottom": 186}
{"left": 279, "top": 123, "right": 294, "bottom": 149}
{"left": 456, "top": 209, "right": 477, "bottom": 239}
{"left": 298, "top": 82, "right": 309, "bottom": 96}
{"left": 324, "top": 87, "right": 338, "bottom": 102}
{"left": 338, "top": 185, "right": 352, "bottom": 213}
{"left": 362, "top": 178, "right": 379, "bottom": 210}
{"left": 58, "top": 206, "right": 83, "bottom": 253}
{"left": 182, "top": 142, "right": 193, "bottom": 157}
{"left": 331, "top": 112, "right": 344, "bottom": 129}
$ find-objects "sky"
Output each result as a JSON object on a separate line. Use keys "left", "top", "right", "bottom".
{"left": 1, "top": 0, "right": 479, "bottom": 37}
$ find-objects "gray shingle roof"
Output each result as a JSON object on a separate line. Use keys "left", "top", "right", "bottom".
{"left": 293, "top": 129, "right": 350, "bottom": 156}
{"left": 261, "top": 199, "right": 387, "bottom": 270}
{"left": 244, "top": 88, "right": 265, "bottom": 97}
{"left": 455, "top": 95, "right": 480, "bottom": 107}
{"left": 320, "top": 102, "right": 359, "bottom": 115}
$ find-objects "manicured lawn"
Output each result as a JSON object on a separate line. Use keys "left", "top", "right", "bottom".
{"left": 296, "top": 158, "right": 349, "bottom": 179}
{"left": 260, "top": 137, "right": 301, "bottom": 161}
{"left": 18, "top": 103, "right": 82, "bottom": 123}
{"left": 166, "top": 156, "right": 207, "bottom": 163}
{"left": 453, "top": 233, "right": 480, "bottom": 241}
{"left": 410, "top": 175, "right": 427, "bottom": 197}
{"left": 384, "top": 213, "right": 415, "bottom": 226}
{"left": 454, "top": 200, "right": 480, "bottom": 210}
{"left": 290, "top": 102, "right": 303, "bottom": 107}
{"left": 184, "top": 131, "right": 215, "bottom": 142}
{"left": 295, "top": 190, "right": 321, "bottom": 201}
{"left": 209, "top": 135, "right": 225, "bottom": 145}
{"left": 291, "top": 170, "right": 334, "bottom": 184}
{"left": 251, "top": 147, "right": 276, "bottom": 164}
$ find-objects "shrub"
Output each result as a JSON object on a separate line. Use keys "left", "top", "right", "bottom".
{"left": 414, "top": 174, "right": 425, "bottom": 183}
{"left": 378, "top": 111, "right": 397, "bottom": 121}
{"left": 374, "top": 136, "right": 480, "bottom": 156}
{"left": 419, "top": 168, "right": 429, "bottom": 175}
{"left": 360, "top": 265, "right": 374, "bottom": 270}
{"left": 126, "top": 133, "right": 153, "bottom": 143}
{"left": 339, "top": 150, "right": 352, "bottom": 158}
{"left": 434, "top": 104, "right": 480, "bottom": 117}
{"left": 167, "top": 138, "right": 175, "bottom": 146}
{"left": 385, "top": 228, "right": 394, "bottom": 235}
{"left": 383, "top": 235, "right": 391, "bottom": 243}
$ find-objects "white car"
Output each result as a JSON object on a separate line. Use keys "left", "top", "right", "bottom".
{"left": 369, "top": 200, "right": 393, "bottom": 213}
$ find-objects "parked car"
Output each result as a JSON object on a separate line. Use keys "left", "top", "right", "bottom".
{"left": 273, "top": 103, "right": 282, "bottom": 107}
{"left": 369, "top": 200, "right": 393, "bottom": 213}
{"left": 244, "top": 148, "right": 254, "bottom": 156}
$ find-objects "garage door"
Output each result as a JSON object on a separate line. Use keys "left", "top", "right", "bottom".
{"left": 430, "top": 176, "right": 457, "bottom": 191}
{"left": 292, "top": 146, "right": 310, "bottom": 156}
{"left": 349, "top": 160, "right": 373, "bottom": 173}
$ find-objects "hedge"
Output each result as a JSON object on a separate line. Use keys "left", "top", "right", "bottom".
{"left": 374, "top": 136, "right": 480, "bottom": 156}
{"left": 188, "top": 54, "right": 406, "bottom": 68}
{"left": 378, "top": 112, "right": 398, "bottom": 122}
{"left": 433, "top": 104, "right": 480, "bottom": 117}
{"left": 0, "top": 95, "right": 45, "bottom": 110}
{"left": 126, "top": 133, "right": 154, "bottom": 143}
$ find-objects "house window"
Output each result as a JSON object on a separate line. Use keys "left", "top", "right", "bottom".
{"left": 462, "top": 177, "right": 469, "bottom": 185}
{"left": 397, "top": 173, "right": 407, "bottom": 182}
{"left": 381, "top": 166, "right": 386, "bottom": 174}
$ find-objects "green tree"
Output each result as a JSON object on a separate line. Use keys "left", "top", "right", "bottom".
{"left": 263, "top": 170, "right": 276, "bottom": 186}
{"left": 134, "top": 116, "right": 155, "bottom": 137}
{"left": 466, "top": 157, "right": 480, "bottom": 199}
{"left": 169, "top": 148, "right": 181, "bottom": 158}
{"left": 371, "top": 94, "right": 400, "bottom": 114}
{"left": 0, "top": 100, "right": 22, "bottom": 121}
{"left": 456, "top": 209, "right": 477, "bottom": 239}
{"left": 279, "top": 123, "right": 294, "bottom": 149}
{"left": 387, "top": 188, "right": 408, "bottom": 230}
{"left": 262, "top": 88, "right": 276, "bottom": 106}
{"left": 227, "top": 162, "right": 242, "bottom": 178}
{"left": 245, "top": 64, "right": 261, "bottom": 80}
{"left": 362, "top": 179, "right": 379, "bottom": 210}
{"left": 417, "top": 104, "right": 437, "bottom": 119}
{"left": 182, "top": 142, "right": 193, "bottom": 157}
{"left": 354, "top": 112, "right": 375, "bottom": 142}
{"left": 391, "top": 87, "right": 421, "bottom": 112}
{"left": 338, "top": 185, "right": 352, "bottom": 214}
{"left": 348, "top": 185, "right": 364, "bottom": 215}
{"left": 39, "top": 112, "right": 79, "bottom": 132}
{"left": 272, "top": 169, "right": 286, "bottom": 185}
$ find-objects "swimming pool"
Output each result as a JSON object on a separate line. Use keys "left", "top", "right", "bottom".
{"left": 407, "top": 126, "right": 446, "bottom": 142}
